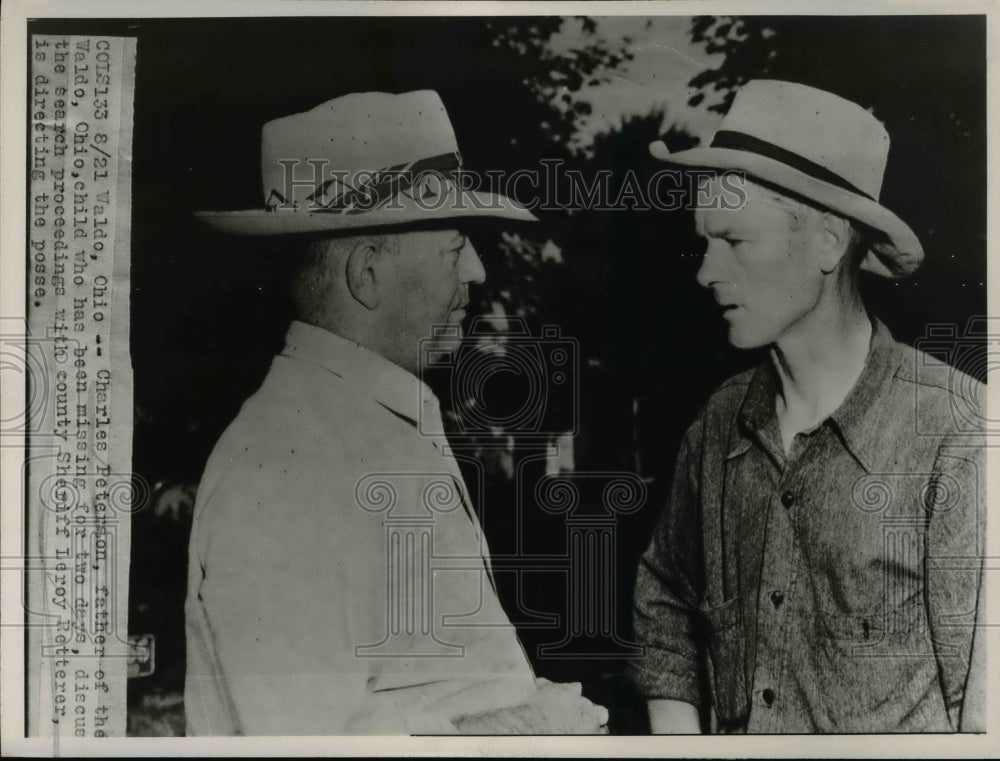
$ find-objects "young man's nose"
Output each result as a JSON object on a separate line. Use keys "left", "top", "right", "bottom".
{"left": 695, "top": 240, "right": 727, "bottom": 289}
{"left": 458, "top": 240, "right": 486, "bottom": 285}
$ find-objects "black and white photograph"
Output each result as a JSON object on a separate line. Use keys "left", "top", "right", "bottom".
{"left": 1, "top": 1, "right": 995, "bottom": 754}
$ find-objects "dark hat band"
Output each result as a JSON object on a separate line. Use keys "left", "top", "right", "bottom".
{"left": 710, "top": 130, "right": 876, "bottom": 202}
{"left": 265, "top": 151, "right": 463, "bottom": 214}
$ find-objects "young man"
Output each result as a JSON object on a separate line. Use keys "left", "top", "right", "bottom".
{"left": 629, "top": 80, "right": 985, "bottom": 733}
{"left": 185, "top": 91, "right": 607, "bottom": 735}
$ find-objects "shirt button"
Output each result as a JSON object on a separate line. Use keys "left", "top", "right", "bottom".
{"left": 780, "top": 490, "right": 796, "bottom": 508}
{"left": 762, "top": 688, "right": 775, "bottom": 706}
{"left": 770, "top": 591, "right": 784, "bottom": 608}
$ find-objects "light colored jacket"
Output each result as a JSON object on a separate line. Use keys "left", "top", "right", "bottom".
{"left": 185, "top": 321, "right": 535, "bottom": 735}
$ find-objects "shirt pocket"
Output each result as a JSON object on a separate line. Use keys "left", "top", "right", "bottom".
{"left": 818, "top": 593, "right": 933, "bottom": 655}
{"left": 815, "top": 601, "right": 949, "bottom": 732}
{"left": 698, "top": 596, "right": 749, "bottom": 725}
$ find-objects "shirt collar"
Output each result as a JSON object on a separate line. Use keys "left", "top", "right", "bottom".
{"left": 737, "top": 317, "right": 905, "bottom": 472}
{"left": 280, "top": 320, "right": 445, "bottom": 433}
{"left": 826, "top": 317, "right": 906, "bottom": 471}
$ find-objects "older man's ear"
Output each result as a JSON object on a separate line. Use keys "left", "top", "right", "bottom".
{"left": 344, "top": 237, "right": 384, "bottom": 310}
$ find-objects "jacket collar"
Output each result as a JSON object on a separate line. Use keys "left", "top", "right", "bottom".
{"left": 735, "top": 317, "right": 905, "bottom": 472}
{"left": 279, "top": 320, "right": 445, "bottom": 434}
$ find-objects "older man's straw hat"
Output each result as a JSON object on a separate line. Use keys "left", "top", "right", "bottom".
{"left": 649, "top": 80, "right": 923, "bottom": 278}
{"left": 196, "top": 90, "right": 535, "bottom": 235}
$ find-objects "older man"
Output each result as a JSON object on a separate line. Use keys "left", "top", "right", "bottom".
{"left": 630, "top": 81, "right": 985, "bottom": 733}
{"left": 184, "top": 91, "right": 607, "bottom": 735}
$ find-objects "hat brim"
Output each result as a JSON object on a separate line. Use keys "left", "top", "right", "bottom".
{"left": 649, "top": 141, "right": 923, "bottom": 278}
{"left": 196, "top": 190, "right": 536, "bottom": 236}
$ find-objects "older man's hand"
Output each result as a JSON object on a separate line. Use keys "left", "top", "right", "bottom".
{"left": 451, "top": 680, "right": 609, "bottom": 734}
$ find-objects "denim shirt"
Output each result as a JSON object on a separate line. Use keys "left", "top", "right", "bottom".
{"left": 629, "top": 319, "right": 985, "bottom": 733}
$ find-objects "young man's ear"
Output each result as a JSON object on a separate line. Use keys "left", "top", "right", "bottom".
{"left": 817, "top": 213, "right": 854, "bottom": 274}
{"left": 345, "top": 236, "right": 383, "bottom": 309}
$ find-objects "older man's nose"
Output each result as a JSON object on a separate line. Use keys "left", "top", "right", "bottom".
{"left": 459, "top": 240, "right": 486, "bottom": 285}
